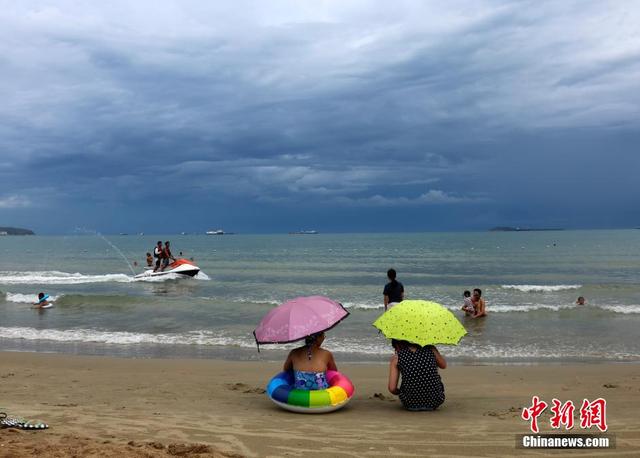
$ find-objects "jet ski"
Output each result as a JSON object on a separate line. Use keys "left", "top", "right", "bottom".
{"left": 134, "top": 258, "right": 201, "bottom": 279}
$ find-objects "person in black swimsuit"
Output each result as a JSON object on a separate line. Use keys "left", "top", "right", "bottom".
{"left": 383, "top": 268, "right": 404, "bottom": 311}
{"left": 388, "top": 340, "right": 446, "bottom": 411}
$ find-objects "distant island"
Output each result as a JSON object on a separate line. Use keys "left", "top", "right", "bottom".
{"left": 0, "top": 226, "right": 35, "bottom": 235}
{"left": 489, "top": 226, "right": 564, "bottom": 232}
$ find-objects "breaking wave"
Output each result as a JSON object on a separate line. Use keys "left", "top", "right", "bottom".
{"left": 0, "top": 271, "right": 132, "bottom": 285}
{"left": 0, "top": 326, "right": 637, "bottom": 361}
{"left": 0, "top": 327, "right": 254, "bottom": 347}
{"left": 4, "top": 292, "right": 62, "bottom": 303}
{"left": 500, "top": 284, "right": 582, "bottom": 292}
{"left": 597, "top": 305, "right": 640, "bottom": 314}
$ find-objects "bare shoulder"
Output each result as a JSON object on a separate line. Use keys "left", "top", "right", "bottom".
{"left": 289, "top": 347, "right": 304, "bottom": 359}
{"left": 318, "top": 348, "right": 334, "bottom": 358}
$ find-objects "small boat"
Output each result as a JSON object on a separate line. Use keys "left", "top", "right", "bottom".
{"left": 134, "top": 258, "right": 201, "bottom": 279}
{"left": 206, "top": 229, "right": 225, "bottom": 235}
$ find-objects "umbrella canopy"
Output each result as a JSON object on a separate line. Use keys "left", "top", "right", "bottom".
{"left": 373, "top": 300, "right": 466, "bottom": 347}
{"left": 254, "top": 295, "right": 349, "bottom": 345}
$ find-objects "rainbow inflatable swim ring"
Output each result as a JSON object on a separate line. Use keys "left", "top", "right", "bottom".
{"left": 266, "top": 370, "right": 355, "bottom": 413}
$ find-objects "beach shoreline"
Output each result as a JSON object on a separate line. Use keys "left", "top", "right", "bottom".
{"left": 1, "top": 351, "right": 638, "bottom": 457}
{"left": 2, "top": 342, "right": 639, "bottom": 366}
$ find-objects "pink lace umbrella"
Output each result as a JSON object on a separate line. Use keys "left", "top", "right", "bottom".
{"left": 253, "top": 296, "right": 350, "bottom": 347}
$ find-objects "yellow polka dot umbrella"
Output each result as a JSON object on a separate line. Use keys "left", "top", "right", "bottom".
{"left": 373, "top": 300, "right": 467, "bottom": 346}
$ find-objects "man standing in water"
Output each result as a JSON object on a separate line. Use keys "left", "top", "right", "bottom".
{"left": 471, "top": 288, "right": 487, "bottom": 318}
{"left": 383, "top": 268, "right": 404, "bottom": 311}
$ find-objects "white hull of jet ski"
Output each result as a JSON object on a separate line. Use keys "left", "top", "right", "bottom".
{"left": 134, "top": 259, "right": 200, "bottom": 279}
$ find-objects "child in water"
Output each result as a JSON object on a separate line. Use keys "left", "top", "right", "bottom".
{"left": 461, "top": 290, "right": 475, "bottom": 315}
{"left": 283, "top": 332, "right": 337, "bottom": 390}
{"left": 32, "top": 292, "right": 51, "bottom": 309}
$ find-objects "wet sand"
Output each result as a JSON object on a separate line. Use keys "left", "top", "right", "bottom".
{"left": 1, "top": 352, "right": 639, "bottom": 457}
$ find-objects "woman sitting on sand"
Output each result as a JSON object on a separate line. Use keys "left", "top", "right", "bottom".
{"left": 283, "top": 332, "right": 337, "bottom": 390}
{"left": 388, "top": 340, "right": 446, "bottom": 411}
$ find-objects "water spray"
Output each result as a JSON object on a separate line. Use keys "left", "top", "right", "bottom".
{"left": 75, "top": 227, "right": 137, "bottom": 276}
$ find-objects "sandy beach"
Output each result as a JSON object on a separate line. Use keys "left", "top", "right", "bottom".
{"left": 0, "top": 352, "right": 638, "bottom": 457}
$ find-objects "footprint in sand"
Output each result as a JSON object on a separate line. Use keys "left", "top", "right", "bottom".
{"left": 603, "top": 383, "right": 619, "bottom": 388}
{"left": 224, "top": 382, "right": 266, "bottom": 394}
{"left": 483, "top": 406, "right": 522, "bottom": 419}
{"left": 370, "top": 392, "right": 395, "bottom": 402}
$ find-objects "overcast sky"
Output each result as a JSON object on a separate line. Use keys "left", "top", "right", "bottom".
{"left": 1, "top": 0, "right": 639, "bottom": 234}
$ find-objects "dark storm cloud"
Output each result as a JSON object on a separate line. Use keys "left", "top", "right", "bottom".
{"left": 0, "top": 0, "right": 639, "bottom": 233}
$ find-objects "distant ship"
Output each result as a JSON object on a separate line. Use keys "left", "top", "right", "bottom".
{"left": 289, "top": 230, "right": 318, "bottom": 235}
{"left": 206, "top": 229, "right": 225, "bottom": 235}
{"left": 489, "top": 226, "right": 564, "bottom": 232}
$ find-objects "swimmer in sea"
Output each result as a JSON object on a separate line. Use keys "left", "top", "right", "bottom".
{"left": 576, "top": 296, "right": 586, "bottom": 305}
{"left": 471, "top": 288, "right": 487, "bottom": 318}
{"left": 32, "top": 292, "right": 51, "bottom": 309}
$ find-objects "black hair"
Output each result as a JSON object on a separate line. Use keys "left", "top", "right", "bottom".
{"left": 38, "top": 292, "right": 45, "bottom": 299}
{"left": 473, "top": 288, "right": 482, "bottom": 296}
{"left": 304, "top": 332, "right": 324, "bottom": 360}
{"left": 463, "top": 290, "right": 471, "bottom": 297}
{"left": 165, "top": 241, "right": 170, "bottom": 244}
{"left": 392, "top": 339, "right": 421, "bottom": 351}
{"left": 304, "top": 332, "right": 324, "bottom": 346}
{"left": 157, "top": 241, "right": 162, "bottom": 245}
{"left": 387, "top": 268, "right": 397, "bottom": 281}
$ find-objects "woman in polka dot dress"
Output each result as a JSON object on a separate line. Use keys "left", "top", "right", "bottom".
{"left": 387, "top": 340, "right": 446, "bottom": 411}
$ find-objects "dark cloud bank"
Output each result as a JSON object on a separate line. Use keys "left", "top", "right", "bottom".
{"left": 0, "top": 1, "right": 639, "bottom": 234}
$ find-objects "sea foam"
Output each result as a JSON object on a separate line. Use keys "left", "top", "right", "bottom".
{"left": 500, "top": 284, "right": 581, "bottom": 292}
{"left": 0, "top": 271, "right": 132, "bottom": 285}
{"left": 0, "top": 327, "right": 254, "bottom": 347}
{"left": 5, "top": 292, "right": 61, "bottom": 303}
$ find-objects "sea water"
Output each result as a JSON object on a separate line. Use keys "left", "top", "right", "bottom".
{"left": 1, "top": 230, "right": 639, "bottom": 363}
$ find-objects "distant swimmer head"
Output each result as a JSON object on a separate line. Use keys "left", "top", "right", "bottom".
{"left": 463, "top": 290, "right": 471, "bottom": 298}
{"left": 473, "top": 288, "right": 482, "bottom": 298}
{"left": 38, "top": 292, "right": 49, "bottom": 302}
{"left": 576, "top": 296, "right": 586, "bottom": 305}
